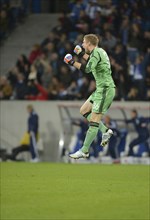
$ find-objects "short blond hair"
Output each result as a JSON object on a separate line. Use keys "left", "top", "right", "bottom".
{"left": 84, "top": 34, "right": 99, "bottom": 46}
{"left": 27, "top": 104, "right": 33, "bottom": 110}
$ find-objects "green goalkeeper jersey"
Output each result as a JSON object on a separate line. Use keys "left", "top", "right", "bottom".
{"left": 85, "top": 47, "right": 115, "bottom": 91}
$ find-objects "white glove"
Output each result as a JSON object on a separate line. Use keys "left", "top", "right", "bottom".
{"left": 64, "top": 54, "right": 75, "bottom": 65}
{"left": 74, "top": 45, "right": 83, "bottom": 55}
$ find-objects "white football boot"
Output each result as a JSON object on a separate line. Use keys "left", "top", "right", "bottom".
{"left": 30, "top": 157, "right": 40, "bottom": 163}
{"left": 101, "top": 129, "right": 113, "bottom": 147}
{"left": 69, "top": 150, "right": 89, "bottom": 159}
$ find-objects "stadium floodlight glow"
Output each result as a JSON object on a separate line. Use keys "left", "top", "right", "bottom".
{"left": 59, "top": 139, "right": 64, "bottom": 148}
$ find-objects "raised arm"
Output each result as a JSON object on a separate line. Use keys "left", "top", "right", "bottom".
{"left": 64, "top": 54, "right": 86, "bottom": 73}
{"left": 74, "top": 45, "right": 89, "bottom": 61}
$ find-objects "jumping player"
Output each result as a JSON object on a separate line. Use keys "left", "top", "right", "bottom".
{"left": 64, "top": 34, "right": 116, "bottom": 159}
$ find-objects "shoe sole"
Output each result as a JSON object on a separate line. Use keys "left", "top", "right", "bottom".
{"left": 101, "top": 141, "right": 108, "bottom": 147}
{"left": 69, "top": 154, "right": 89, "bottom": 159}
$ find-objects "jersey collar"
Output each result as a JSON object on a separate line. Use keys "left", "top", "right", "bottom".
{"left": 90, "top": 46, "right": 97, "bottom": 55}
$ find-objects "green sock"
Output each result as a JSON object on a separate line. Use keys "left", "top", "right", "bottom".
{"left": 84, "top": 112, "right": 108, "bottom": 133}
{"left": 81, "top": 122, "right": 99, "bottom": 153}
{"left": 99, "top": 121, "right": 108, "bottom": 133}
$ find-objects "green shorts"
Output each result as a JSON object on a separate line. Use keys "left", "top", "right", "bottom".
{"left": 88, "top": 87, "right": 116, "bottom": 114}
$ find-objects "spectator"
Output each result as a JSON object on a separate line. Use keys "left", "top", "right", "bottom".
{"left": 0, "top": 76, "right": 13, "bottom": 100}
{"left": 50, "top": 52, "right": 60, "bottom": 76}
{"left": 58, "top": 65, "right": 74, "bottom": 90}
{"left": 2, "top": 132, "right": 33, "bottom": 161}
{"left": 0, "top": 0, "right": 27, "bottom": 42}
{"left": 110, "top": 56, "right": 126, "bottom": 100}
{"left": 25, "top": 80, "right": 48, "bottom": 100}
{"left": 56, "top": 33, "right": 68, "bottom": 57}
{"left": 101, "top": 31, "right": 117, "bottom": 52}
{"left": 16, "top": 54, "right": 30, "bottom": 76}
{"left": 70, "top": 0, "right": 85, "bottom": 23}
{"left": 128, "top": 23, "right": 142, "bottom": 50}
{"left": 85, "top": 0, "right": 101, "bottom": 20}
{"left": 28, "top": 44, "right": 42, "bottom": 64}
{"left": 12, "top": 73, "right": 28, "bottom": 99}
{"left": 129, "top": 55, "right": 145, "bottom": 99}
{"left": 0, "top": 8, "right": 9, "bottom": 39}
{"left": 48, "top": 76, "right": 60, "bottom": 100}
{"left": 119, "top": 16, "right": 130, "bottom": 46}
{"left": 41, "top": 64, "right": 53, "bottom": 89}
{"left": 112, "top": 43, "right": 127, "bottom": 69}
{"left": 9, "top": 0, "right": 24, "bottom": 26}
{"left": 125, "top": 109, "right": 150, "bottom": 157}
{"left": 28, "top": 64, "right": 37, "bottom": 81}
{"left": 41, "top": 31, "right": 58, "bottom": 49}
{"left": 26, "top": 78, "right": 61, "bottom": 101}
{"left": 1, "top": 105, "right": 40, "bottom": 162}
{"left": 7, "top": 67, "right": 18, "bottom": 87}
{"left": 126, "top": 87, "right": 139, "bottom": 101}
{"left": 92, "top": 10, "right": 102, "bottom": 34}
{"left": 74, "top": 33, "right": 84, "bottom": 45}
{"left": 75, "top": 76, "right": 90, "bottom": 100}
{"left": 142, "top": 31, "right": 150, "bottom": 53}
{"left": 58, "top": 11, "right": 73, "bottom": 34}
{"left": 27, "top": 104, "right": 39, "bottom": 162}
{"left": 2, "top": 0, "right": 150, "bottom": 101}
{"left": 45, "top": 42, "right": 55, "bottom": 56}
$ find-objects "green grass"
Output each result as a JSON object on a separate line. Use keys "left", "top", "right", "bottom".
{"left": 0, "top": 163, "right": 149, "bottom": 220}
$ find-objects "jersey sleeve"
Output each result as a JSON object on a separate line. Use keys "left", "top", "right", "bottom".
{"left": 85, "top": 50, "right": 101, "bottom": 73}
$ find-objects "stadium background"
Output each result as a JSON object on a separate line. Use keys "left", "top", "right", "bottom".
{"left": 0, "top": 0, "right": 149, "bottom": 162}
{"left": 0, "top": 1, "right": 150, "bottom": 220}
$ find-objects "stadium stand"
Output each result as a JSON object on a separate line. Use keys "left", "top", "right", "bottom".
{"left": 0, "top": 0, "right": 27, "bottom": 43}
{"left": 0, "top": 0, "right": 150, "bottom": 101}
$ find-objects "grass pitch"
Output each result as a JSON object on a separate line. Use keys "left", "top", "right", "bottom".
{"left": 0, "top": 162, "right": 149, "bottom": 220}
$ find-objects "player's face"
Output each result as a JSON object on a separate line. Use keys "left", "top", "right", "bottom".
{"left": 27, "top": 106, "right": 32, "bottom": 114}
{"left": 131, "top": 111, "right": 137, "bottom": 119}
{"left": 82, "top": 38, "right": 91, "bottom": 54}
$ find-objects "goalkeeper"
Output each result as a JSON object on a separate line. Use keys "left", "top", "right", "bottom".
{"left": 64, "top": 34, "right": 116, "bottom": 159}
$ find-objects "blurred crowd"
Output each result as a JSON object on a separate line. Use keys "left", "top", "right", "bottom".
{"left": 0, "top": 0, "right": 28, "bottom": 42}
{"left": 0, "top": 0, "right": 150, "bottom": 101}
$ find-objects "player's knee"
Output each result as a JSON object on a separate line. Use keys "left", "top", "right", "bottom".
{"left": 90, "top": 112, "right": 102, "bottom": 123}
{"left": 80, "top": 106, "right": 85, "bottom": 115}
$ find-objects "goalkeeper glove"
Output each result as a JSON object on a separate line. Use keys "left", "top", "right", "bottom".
{"left": 74, "top": 45, "right": 85, "bottom": 57}
{"left": 64, "top": 54, "right": 75, "bottom": 66}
